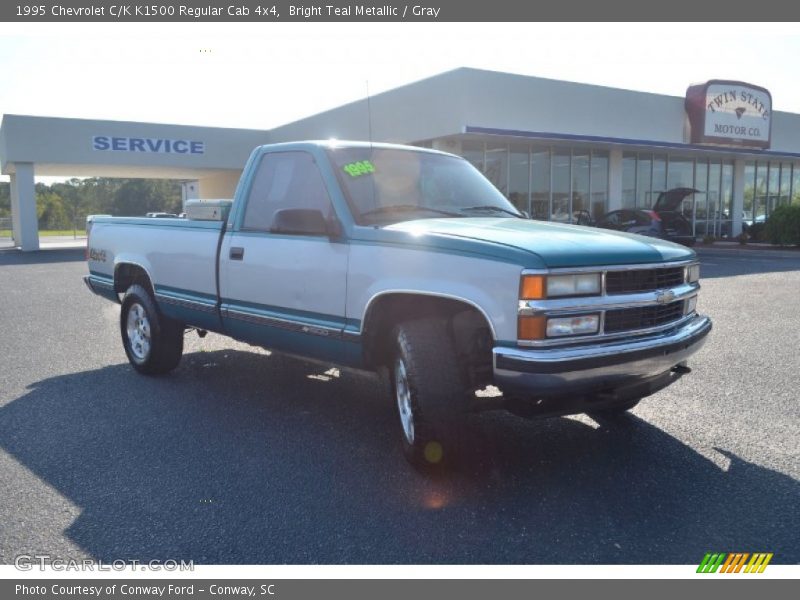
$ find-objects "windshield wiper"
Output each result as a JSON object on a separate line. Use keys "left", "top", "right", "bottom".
{"left": 459, "top": 205, "right": 524, "bottom": 218}
{"left": 361, "top": 204, "right": 462, "bottom": 218}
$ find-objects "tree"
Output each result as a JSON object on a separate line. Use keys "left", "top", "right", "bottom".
{"left": 2, "top": 177, "right": 185, "bottom": 231}
{"left": 36, "top": 190, "right": 70, "bottom": 230}
{"left": 0, "top": 182, "right": 10, "bottom": 218}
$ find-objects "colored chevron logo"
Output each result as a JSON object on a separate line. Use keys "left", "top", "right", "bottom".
{"left": 697, "top": 552, "right": 774, "bottom": 573}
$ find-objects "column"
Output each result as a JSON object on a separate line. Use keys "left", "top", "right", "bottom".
{"left": 732, "top": 159, "right": 745, "bottom": 237}
{"left": 10, "top": 163, "right": 39, "bottom": 251}
{"left": 607, "top": 148, "right": 623, "bottom": 211}
{"left": 9, "top": 174, "right": 21, "bottom": 245}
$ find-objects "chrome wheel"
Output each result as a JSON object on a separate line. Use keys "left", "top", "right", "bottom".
{"left": 126, "top": 302, "right": 151, "bottom": 362}
{"left": 394, "top": 356, "right": 415, "bottom": 444}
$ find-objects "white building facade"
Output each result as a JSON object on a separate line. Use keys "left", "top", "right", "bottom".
{"left": 3, "top": 68, "right": 799, "bottom": 250}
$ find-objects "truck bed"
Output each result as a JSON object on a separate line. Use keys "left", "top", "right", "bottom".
{"left": 86, "top": 216, "right": 224, "bottom": 330}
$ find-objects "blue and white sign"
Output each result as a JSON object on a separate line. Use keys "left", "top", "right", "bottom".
{"left": 92, "top": 136, "right": 205, "bottom": 154}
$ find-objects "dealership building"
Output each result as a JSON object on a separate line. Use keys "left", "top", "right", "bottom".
{"left": 2, "top": 67, "right": 799, "bottom": 251}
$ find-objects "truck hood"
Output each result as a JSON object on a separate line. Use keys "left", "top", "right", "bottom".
{"left": 365, "top": 218, "right": 694, "bottom": 268}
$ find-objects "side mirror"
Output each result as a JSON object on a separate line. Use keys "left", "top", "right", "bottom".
{"left": 271, "top": 208, "right": 342, "bottom": 239}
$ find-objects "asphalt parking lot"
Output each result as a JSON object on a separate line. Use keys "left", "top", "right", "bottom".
{"left": 0, "top": 247, "right": 798, "bottom": 565}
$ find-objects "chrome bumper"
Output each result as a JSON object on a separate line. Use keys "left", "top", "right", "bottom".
{"left": 493, "top": 314, "right": 711, "bottom": 397}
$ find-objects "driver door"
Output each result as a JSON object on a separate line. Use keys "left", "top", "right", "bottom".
{"left": 219, "top": 150, "right": 349, "bottom": 362}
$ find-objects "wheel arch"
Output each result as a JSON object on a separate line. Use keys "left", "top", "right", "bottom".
{"left": 360, "top": 291, "right": 496, "bottom": 384}
{"left": 114, "top": 260, "right": 155, "bottom": 297}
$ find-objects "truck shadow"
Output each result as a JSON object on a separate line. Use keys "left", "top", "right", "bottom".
{"left": 0, "top": 349, "right": 797, "bottom": 564}
{"left": 0, "top": 248, "right": 85, "bottom": 265}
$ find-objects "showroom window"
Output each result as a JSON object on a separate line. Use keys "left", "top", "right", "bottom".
{"left": 531, "top": 148, "right": 550, "bottom": 220}
{"left": 508, "top": 145, "right": 530, "bottom": 213}
{"left": 743, "top": 160, "right": 795, "bottom": 224}
{"left": 794, "top": 164, "right": 800, "bottom": 204}
{"left": 460, "top": 141, "right": 609, "bottom": 223}
{"left": 623, "top": 152, "right": 737, "bottom": 237}
{"left": 622, "top": 153, "right": 636, "bottom": 209}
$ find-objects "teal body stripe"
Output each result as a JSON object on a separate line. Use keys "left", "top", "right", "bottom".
{"left": 155, "top": 284, "right": 217, "bottom": 304}
{"left": 92, "top": 217, "right": 223, "bottom": 230}
{"left": 222, "top": 298, "right": 355, "bottom": 331}
{"left": 88, "top": 270, "right": 113, "bottom": 282}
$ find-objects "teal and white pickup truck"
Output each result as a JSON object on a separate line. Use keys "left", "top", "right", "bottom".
{"left": 85, "top": 141, "right": 711, "bottom": 468}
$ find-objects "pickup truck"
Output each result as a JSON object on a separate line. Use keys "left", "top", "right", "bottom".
{"left": 85, "top": 141, "right": 712, "bottom": 469}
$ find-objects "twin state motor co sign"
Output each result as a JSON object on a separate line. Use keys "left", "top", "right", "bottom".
{"left": 685, "top": 80, "right": 772, "bottom": 149}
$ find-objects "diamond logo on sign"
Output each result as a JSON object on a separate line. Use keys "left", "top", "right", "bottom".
{"left": 735, "top": 107, "right": 746, "bottom": 120}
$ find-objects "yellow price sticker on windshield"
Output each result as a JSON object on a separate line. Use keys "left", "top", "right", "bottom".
{"left": 343, "top": 160, "right": 375, "bottom": 177}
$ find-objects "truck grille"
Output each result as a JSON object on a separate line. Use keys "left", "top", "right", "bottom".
{"left": 605, "top": 267, "right": 685, "bottom": 294}
{"left": 604, "top": 300, "right": 685, "bottom": 333}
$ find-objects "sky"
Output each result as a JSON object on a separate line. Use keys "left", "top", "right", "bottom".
{"left": 0, "top": 21, "right": 799, "bottom": 181}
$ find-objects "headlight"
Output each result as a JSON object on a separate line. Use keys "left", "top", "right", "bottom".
{"left": 686, "top": 264, "right": 700, "bottom": 283}
{"left": 546, "top": 314, "right": 600, "bottom": 337}
{"left": 518, "top": 314, "right": 601, "bottom": 340}
{"left": 520, "top": 273, "right": 601, "bottom": 299}
{"left": 547, "top": 273, "right": 602, "bottom": 297}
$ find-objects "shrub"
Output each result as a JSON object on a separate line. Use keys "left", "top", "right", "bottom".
{"left": 736, "top": 232, "right": 749, "bottom": 245}
{"left": 702, "top": 234, "right": 716, "bottom": 245}
{"left": 764, "top": 205, "right": 800, "bottom": 246}
{"left": 748, "top": 222, "right": 767, "bottom": 242}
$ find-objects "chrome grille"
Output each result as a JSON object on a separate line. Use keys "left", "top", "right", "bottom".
{"left": 605, "top": 267, "right": 685, "bottom": 295}
{"left": 604, "top": 300, "right": 685, "bottom": 334}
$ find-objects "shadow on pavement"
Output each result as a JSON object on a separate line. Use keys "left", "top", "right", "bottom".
{"left": 0, "top": 248, "right": 85, "bottom": 266}
{"left": 0, "top": 349, "right": 797, "bottom": 564}
{"left": 696, "top": 248, "right": 800, "bottom": 279}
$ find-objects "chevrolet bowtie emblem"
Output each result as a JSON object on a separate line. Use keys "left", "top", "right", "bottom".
{"left": 656, "top": 290, "right": 676, "bottom": 304}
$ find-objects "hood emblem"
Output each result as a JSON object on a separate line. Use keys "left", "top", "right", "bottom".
{"left": 735, "top": 107, "right": 746, "bottom": 119}
{"left": 656, "top": 290, "right": 676, "bottom": 304}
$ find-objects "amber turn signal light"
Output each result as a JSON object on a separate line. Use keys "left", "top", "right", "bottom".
{"left": 518, "top": 315, "right": 547, "bottom": 340}
{"left": 520, "top": 275, "right": 545, "bottom": 300}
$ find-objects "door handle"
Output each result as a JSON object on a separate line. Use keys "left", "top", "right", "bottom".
{"left": 229, "top": 246, "right": 244, "bottom": 260}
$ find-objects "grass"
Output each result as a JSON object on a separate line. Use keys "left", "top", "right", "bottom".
{"left": 0, "top": 229, "right": 86, "bottom": 238}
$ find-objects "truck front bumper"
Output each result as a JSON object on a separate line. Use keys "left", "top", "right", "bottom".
{"left": 493, "top": 314, "right": 711, "bottom": 399}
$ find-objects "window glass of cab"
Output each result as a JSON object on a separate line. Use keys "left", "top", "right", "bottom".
{"left": 242, "top": 151, "right": 332, "bottom": 231}
{"left": 329, "top": 147, "right": 517, "bottom": 224}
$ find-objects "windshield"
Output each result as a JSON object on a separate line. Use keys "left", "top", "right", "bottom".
{"left": 329, "top": 147, "right": 523, "bottom": 224}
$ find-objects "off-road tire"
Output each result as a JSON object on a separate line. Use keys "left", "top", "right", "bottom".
{"left": 391, "top": 318, "right": 468, "bottom": 470}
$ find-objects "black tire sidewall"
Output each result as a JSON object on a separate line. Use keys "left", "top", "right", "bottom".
{"left": 391, "top": 318, "right": 466, "bottom": 470}
{"left": 120, "top": 284, "right": 183, "bottom": 375}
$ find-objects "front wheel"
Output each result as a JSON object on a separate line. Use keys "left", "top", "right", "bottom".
{"left": 391, "top": 318, "right": 468, "bottom": 470}
{"left": 120, "top": 284, "right": 184, "bottom": 375}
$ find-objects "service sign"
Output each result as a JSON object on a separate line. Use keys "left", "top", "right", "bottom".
{"left": 92, "top": 135, "right": 205, "bottom": 154}
{"left": 685, "top": 80, "right": 772, "bottom": 149}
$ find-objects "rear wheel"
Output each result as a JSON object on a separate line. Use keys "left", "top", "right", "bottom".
{"left": 120, "top": 284, "right": 184, "bottom": 375}
{"left": 391, "top": 318, "right": 468, "bottom": 470}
